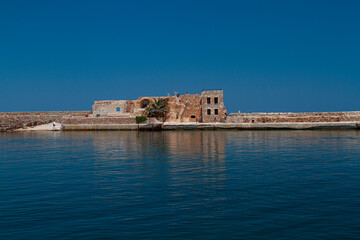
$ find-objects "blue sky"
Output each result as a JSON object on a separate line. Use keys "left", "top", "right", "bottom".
{"left": 0, "top": 0, "right": 359, "bottom": 113}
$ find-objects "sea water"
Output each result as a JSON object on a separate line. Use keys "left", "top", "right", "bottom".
{"left": 1, "top": 131, "right": 360, "bottom": 239}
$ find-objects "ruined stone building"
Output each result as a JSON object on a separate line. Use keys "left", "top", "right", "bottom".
{"left": 91, "top": 90, "right": 227, "bottom": 123}
{"left": 3, "top": 89, "right": 360, "bottom": 132}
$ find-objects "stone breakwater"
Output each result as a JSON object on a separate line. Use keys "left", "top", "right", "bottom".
{"left": 226, "top": 111, "right": 360, "bottom": 123}
{"left": 0, "top": 111, "right": 90, "bottom": 132}
{"left": 61, "top": 122, "right": 360, "bottom": 131}
{"left": 1, "top": 111, "right": 360, "bottom": 132}
{"left": 62, "top": 117, "right": 136, "bottom": 125}
{"left": 61, "top": 111, "right": 360, "bottom": 131}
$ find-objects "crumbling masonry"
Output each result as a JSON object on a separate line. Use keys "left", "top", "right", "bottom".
{"left": 1, "top": 90, "right": 360, "bottom": 132}
{"left": 91, "top": 90, "right": 227, "bottom": 123}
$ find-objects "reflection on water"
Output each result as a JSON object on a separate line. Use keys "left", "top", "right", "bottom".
{"left": 89, "top": 131, "right": 226, "bottom": 160}
{"left": 1, "top": 130, "right": 360, "bottom": 239}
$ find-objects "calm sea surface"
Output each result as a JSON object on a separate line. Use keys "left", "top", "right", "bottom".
{"left": 1, "top": 131, "right": 360, "bottom": 239}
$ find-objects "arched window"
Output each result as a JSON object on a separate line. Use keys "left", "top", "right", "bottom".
{"left": 141, "top": 99, "right": 150, "bottom": 108}
{"left": 116, "top": 107, "right": 121, "bottom": 112}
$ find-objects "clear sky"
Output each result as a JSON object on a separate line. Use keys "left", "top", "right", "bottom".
{"left": 0, "top": 0, "right": 359, "bottom": 113}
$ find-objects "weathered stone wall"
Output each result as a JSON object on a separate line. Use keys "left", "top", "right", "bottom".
{"left": 93, "top": 98, "right": 163, "bottom": 117}
{"left": 92, "top": 100, "right": 129, "bottom": 116}
{"left": 201, "top": 90, "right": 227, "bottom": 123}
{"left": 226, "top": 111, "right": 360, "bottom": 123}
{"left": 175, "top": 94, "right": 202, "bottom": 122}
{"left": 92, "top": 94, "right": 204, "bottom": 123}
{"left": 126, "top": 97, "right": 165, "bottom": 117}
{"left": 0, "top": 111, "right": 90, "bottom": 132}
{"left": 90, "top": 90, "right": 227, "bottom": 123}
{"left": 63, "top": 117, "right": 136, "bottom": 125}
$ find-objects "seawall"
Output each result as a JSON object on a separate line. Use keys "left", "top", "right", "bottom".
{"left": 226, "top": 111, "right": 360, "bottom": 123}
{"left": 0, "top": 111, "right": 90, "bottom": 132}
{"left": 2, "top": 111, "right": 360, "bottom": 132}
{"left": 61, "top": 111, "right": 360, "bottom": 131}
{"left": 63, "top": 117, "right": 136, "bottom": 125}
{"left": 163, "top": 122, "right": 360, "bottom": 130}
{"left": 61, "top": 122, "right": 360, "bottom": 131}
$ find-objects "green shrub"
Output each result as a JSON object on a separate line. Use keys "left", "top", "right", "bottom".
{"left": 136, "top": 116, "right": 147, "bottom": 124}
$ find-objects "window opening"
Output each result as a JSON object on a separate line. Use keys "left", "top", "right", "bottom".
{"left": 141, "top": 100, "right": 149, "bottom": 108}
{"left": 214, "top": 109, "right": 218, "bottom": 115}
{"left": 207, "top": 97, "right": 211, "bottom": 104}
{"left": 214, "top": 97, "right": 218, "bottom": 104}
{"left": 116, "top": 107, "right": 121, "bottom": 112}
{"left": 207, "top": 109, "right": 211, "bottom": 115}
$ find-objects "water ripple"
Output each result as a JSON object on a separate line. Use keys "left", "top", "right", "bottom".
{"left": 1, "top": 130, "right": 360, "bottom": 239}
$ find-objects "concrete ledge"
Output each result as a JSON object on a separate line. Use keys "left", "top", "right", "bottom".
{"left": 62, "top": 124, "right": 139, "bottom": 131}
{"left": 61, "top": 122, "right": 360, "bottom": 131}
{"left": 163, "top": 122, "right": 360, "bottom": 130}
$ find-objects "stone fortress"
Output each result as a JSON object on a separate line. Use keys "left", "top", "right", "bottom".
{"left": 61, "top": 89, "right": 360, "bottom": 130}
{"left": 91, "top": 90, "right": 227, "bottom": 123}
{"left": 1, "top": 89, "right": 360, "bottom": 131}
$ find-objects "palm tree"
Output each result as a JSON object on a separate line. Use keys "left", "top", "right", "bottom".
{"left": 144, "top": 98, "right": 169, "bottom": 120}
